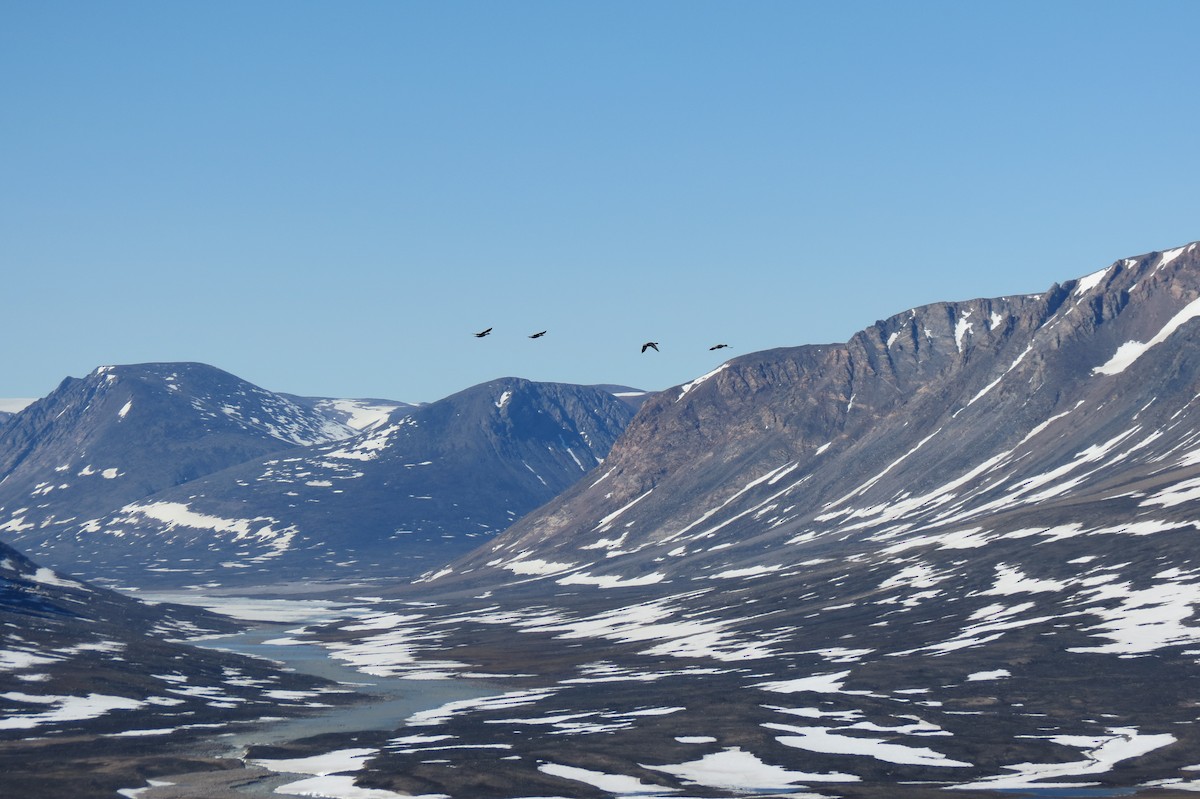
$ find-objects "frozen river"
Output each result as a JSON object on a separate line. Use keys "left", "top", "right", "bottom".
{"left": 116, "top": 591, "right": 498, "bottom": 798}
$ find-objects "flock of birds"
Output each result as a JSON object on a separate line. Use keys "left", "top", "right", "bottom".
{"left": 474, "top": 328, "right": 730, "bottom": 353}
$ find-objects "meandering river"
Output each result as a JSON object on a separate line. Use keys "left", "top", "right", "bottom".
{"left": 118, "top": 590, "right": 499, "bottom": 798}
{"left": 197, "top": 626, "right": 497, "bottom": 751}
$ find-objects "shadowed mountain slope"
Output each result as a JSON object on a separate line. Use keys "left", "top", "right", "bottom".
{"left": 2, "top": 375, "right": 637, "bottom": 587}
{"left": 0, "top": 362, "right": 354, "bottom": 538}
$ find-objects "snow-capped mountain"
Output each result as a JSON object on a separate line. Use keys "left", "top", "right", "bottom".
{"left": 287, "top": 241, "right": 1200, "bottom": 797}
{"left": 2, "top": 373, "right": 638, "bottom": 587}
{"left": 0, "top": 362, "right": 357, "bottom": 539}
{"left": 0, "top": 539, "right": 351, "bottom": 797}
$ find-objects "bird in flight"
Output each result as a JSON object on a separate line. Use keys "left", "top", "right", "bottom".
{"left": 529, "top": 330, "right": 547, "bottom": 338}
{"left": 709, "top": 343, "right": 730, "bottom": 351}
{"left": 641, "top": 342, "right": 659, "bottom": 353}
{"left": 474, "top": 328, "right": 492, "bottom": 338}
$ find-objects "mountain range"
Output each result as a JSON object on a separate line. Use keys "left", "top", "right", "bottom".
{"left": 270, "top": 240, "right": 1200, "bottom": 798}
{"left": 6, "top": 241, "right": 1200, "bottom": 798}
{"left": 0, "top": 365, "right": 640, "bottom": 587}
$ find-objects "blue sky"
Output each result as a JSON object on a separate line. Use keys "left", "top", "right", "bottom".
{"left": 3, "top": 1, "right": 1198, "bottom": 404}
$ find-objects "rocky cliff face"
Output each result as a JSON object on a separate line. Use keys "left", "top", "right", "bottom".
{"left": 294, "top": 242, "right": 1200, "bottom": 797}
{"left": 438, "top": 242, "right": 1200, "bottom": 587}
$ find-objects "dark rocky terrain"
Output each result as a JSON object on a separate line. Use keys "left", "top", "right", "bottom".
{"left": 265, "top": 241, "right": 1200, "bottom": 798}
{"left": 0, "top": 539, "right": 356, "bottom": 798}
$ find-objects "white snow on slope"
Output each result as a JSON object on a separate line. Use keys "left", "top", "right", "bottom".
{"left": 251, "top": 747, "right": 377, "bottom": 776}
{"left": 678, "top": 364, "right": 729, "bottom": 402}
{"left": 766, "top": 722, "right": 971, "bottom": 767}
{"left": 322, "top": 423, "right": 400, "bottom": 462}
{"left": 1155, "top": 244, "right": 1192, "bottom": 272}
{"left": 539, "top": 762, "right": 677, "bottom": 794}
{"left": 502, "top": 557, "right": 578, "bottom": 577}
{"left": 1142, "top": 476, "right": 1200, "bottom": 508}
{"left": 1073, "top": 265, "right": 1111, "bottom": 298}
{"left": 1094, "top": 295, "right": 1200, "bottom": 376}
{"left": 981, "top": 564, "right": 1067, "bottom": 595}
{"left": 967, "top": 344, "right": 1034, "bottom": 406}
{"left": 1069, "top": 579, "right": 1200, "bottom": 655}
{"left": 593, "top": 489, "right": 654, "bottom": 534}
{"left": 756, "top": 671, "right": 852, "bottom": 695}
{"left": 556, "top": 571, "right": 665, "bottom": 588}
{"left": 951, "top": 727, "right": 1175, "bottom": 790}
{"left": 823, "top": 429, "right": 943, "bottom": 510}
{"left": 0, "top": 650, "right": 61, "bottom": 671}
{"left": 663, "top": 463, "right": 799, "bottom": 545}
{"left": 317, "top": 399, "right": 405, "bottom": 431}
{"left": 110, "top": 501, "right": 298, "bottom": 556}
{"left": 406, "top": 689, "right": 557, "bottom": 727}
{"left": 251, "top": 746, "right": 419, "bottom": 799}
{"left": 29, "top": 567, "right": 87, "bottom": 590}
{"left": 517, "top": 595, "right": 785, "bottom": 662}
{"left": 0, "top": 692, "right": 146, "bottom": 729}
{"left": 644, "top": 746, "right": 857, "bottom": 789}
{"left": 954, "top": 311, "right": 973, "bottom": 352}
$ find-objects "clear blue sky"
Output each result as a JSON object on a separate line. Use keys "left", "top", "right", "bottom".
{"left": 3, "top": 1, "right": 1197, "bottom": 404}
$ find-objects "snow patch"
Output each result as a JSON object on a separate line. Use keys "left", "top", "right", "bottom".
{"left": 954, "top": 311, "right": 973, "bottom": 352}
{"left": 677, "top": 364, "right": 729, "bottom": 402}
{"left": 29, "top": 567, "right": 87, "bottom": 590}
{"left": 767, "top": 722, "right": 971, "bottom": 767}
{"left": 539, "top": 762, "right": 676, "bottom": 794}
{"left": 1094, "top": 295, "right": 1200, "bottom": 376}
{"left": 0, "top": 692, "right": 146, "bottom": 729}
{"left": 1073, "top": 265, "right": 1111, "bottom": 298}
{"left": 556, "top": 572, "right": 665, "bottom": 588}
{"left": 644, "top": 746, "right": 857, "bottom": 789}
{"left": 951, "top": 727, "right": 1175, "bottom": 790}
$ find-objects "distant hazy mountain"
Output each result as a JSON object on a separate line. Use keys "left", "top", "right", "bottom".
{"left": 0, "top": 539, "right": 346, "bottom": 797}
{"left": 297, "top": 242, "right": 1200, "bottom": 797}
{"left": 0, "top": 398, "right": 34, "bottom": 431}
{"left": 1, "top": 369, "right": 638, "bottom": 587}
